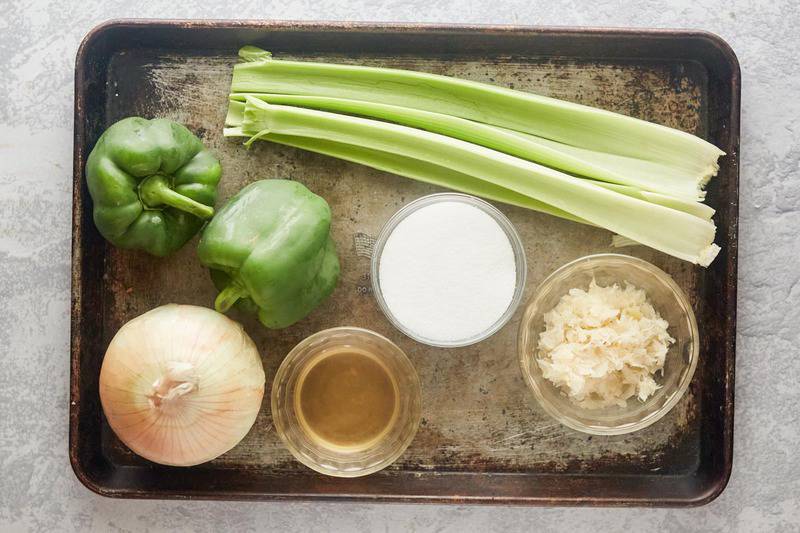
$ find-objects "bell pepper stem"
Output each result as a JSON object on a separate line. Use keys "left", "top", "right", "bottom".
{"left": 139, "top": 174, "right": 214, "bottom": 220}
{"left": 215, "top": 283, "right": 248, "bottom": 313}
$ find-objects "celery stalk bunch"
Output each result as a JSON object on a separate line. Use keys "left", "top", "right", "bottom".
{"left": 225, "top": 46, "right": 723, "bottom": 266}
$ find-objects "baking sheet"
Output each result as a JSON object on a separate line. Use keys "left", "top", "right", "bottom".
{"left": 71, "top": 20, "right": 739, "bottom": 505}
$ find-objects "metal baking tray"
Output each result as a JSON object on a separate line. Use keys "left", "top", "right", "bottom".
{"left": 70, "top": 19, "right": 739, "bottom": 505}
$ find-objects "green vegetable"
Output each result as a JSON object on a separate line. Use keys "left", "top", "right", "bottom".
{"left": 232, "top": 98, "right": 719, "bottom": 266}
{"left": 594, "top": 182, "right": 715, "bottom": 220}
{"left": 223, "top": 130, "right": 712, "bottom": 223}
{"left": 224, "top": 127, "right": 586, "bottom": 224}
{"left": 227, "top": 94, "right": 706, "bottom": 201}
{"left": 197, "top": 179, "right": 340, "bottom": 329}
{"left": 86, "top": 117, "right": 221, "bottom": 256}
{"left": 230, "top": 47, "right": 723, "bottom": 197}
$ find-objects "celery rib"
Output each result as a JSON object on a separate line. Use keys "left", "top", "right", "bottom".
{"left": 227, "top": 95, "right": 706, "bottom": 201}
{"left": 231, "top": 48, "right": 724, "bottom": 181}
{"left": 224, "top": 125, "right": 709, "bottom": 223}
{"left": 224, "top": 126, "right": 584, "bottom": 224}
{"left": 235, "top": 98, "right": 719, "bottom": 266}
{"left": 592, "top": 182, "right": 715, "bottom": 220}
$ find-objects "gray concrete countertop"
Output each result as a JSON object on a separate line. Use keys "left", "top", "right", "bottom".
{"left": 1, "top": 1, "right": 798, "bottom": 531}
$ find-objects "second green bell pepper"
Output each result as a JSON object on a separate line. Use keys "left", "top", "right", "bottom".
{"left": 86, "top": 117, "right": 222, "bottom": 256}
{"left": 197, "top": 179, "right": 340, "bottom": 329}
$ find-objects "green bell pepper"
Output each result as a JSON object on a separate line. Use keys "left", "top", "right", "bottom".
{"left": 197, "top": 179, "right": 340, "bottom": 329}
{"left": 85, "top": 117, "right": 222, "bottom": 256}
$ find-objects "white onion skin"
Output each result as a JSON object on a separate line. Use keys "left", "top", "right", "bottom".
{"left": 99, "top": 304, "right": 266, "bottom": 467}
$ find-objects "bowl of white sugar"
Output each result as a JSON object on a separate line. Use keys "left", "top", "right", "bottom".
{"left": 371, "top": 193, "right": 527, "bottom": 347}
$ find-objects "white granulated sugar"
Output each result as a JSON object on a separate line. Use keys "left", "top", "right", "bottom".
{"left": 378, "top": 201, "right": 517, "bottom": 343}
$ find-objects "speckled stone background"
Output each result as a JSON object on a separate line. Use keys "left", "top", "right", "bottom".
{"left": 1, "top": 1, "right": 798, "bottom": 531}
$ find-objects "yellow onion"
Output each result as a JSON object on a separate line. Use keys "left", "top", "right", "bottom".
{"left": 99, "top": 304, "right": 265, "bottom": 466}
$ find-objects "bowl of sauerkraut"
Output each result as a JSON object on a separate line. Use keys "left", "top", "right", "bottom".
{"left": 517, "top": 254, "right": 699, "bottom": 435}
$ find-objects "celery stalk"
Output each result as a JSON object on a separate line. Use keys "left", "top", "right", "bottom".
{"left": 593, "top": 182, "right": 715, "bottom": 220}
{"left": 224, "top": 122, "right": 709, "bottom": 222}
{"left": 224, "top": 126, "right": 585, "bottom": 224}
{"left": 227, "top": 95, "right": 706, "bottom": 200}
{"left": 235, "top": 98, "right": 719, "bottom": 266}
{"left": 231, "top": 47, "right": 724, "bottom": 183}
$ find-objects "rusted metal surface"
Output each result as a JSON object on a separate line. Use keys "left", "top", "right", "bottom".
{"left": 70, "top": 20, "right": 739, "bottom": 505}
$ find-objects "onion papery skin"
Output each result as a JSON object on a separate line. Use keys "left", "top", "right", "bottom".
{"left": 99, "top": 304, "right": 266, "bottom": 467}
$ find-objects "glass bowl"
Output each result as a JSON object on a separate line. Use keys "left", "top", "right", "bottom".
{"left": 517, "top": 254, "right": 699, "bottom": 435}
{"left": 371, "top": 193, "right": 527, "bottom": 347}
{"left": 271, "top": 327, "right": 422, "bottom": 477}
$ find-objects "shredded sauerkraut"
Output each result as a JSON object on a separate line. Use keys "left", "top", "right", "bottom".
{"left": 537, "top": 280, "right": 674, "bottom": 409}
